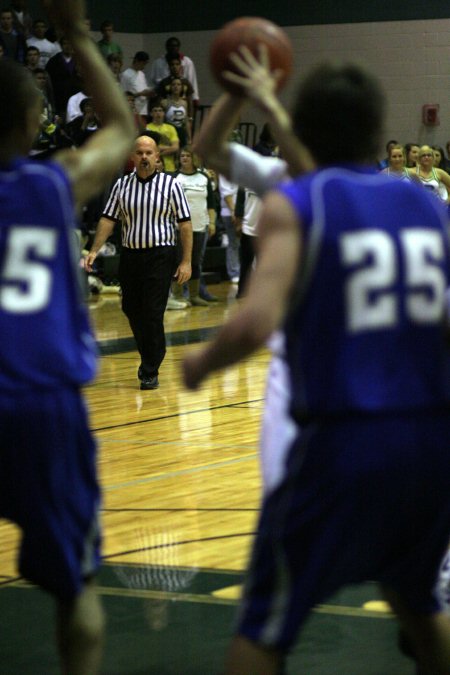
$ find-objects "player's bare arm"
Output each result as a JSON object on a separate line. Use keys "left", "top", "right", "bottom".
{"left": 182, "top": 192, "right": 300, "bottom": 390}
{"left": 45, "top": 0, "right": 134, "bottom": 211}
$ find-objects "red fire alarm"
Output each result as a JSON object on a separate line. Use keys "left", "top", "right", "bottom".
{"left": 422, "top": 104, "right": 440, "bottom": 126}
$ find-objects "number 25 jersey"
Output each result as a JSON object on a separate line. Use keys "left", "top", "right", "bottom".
{"left": 279, "top": 166, "right": 450, "bottom": 417}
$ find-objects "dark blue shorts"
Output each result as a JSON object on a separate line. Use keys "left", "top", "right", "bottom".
{"left": 0, "top": 387, "right": 100, "bottom": 600}
{"left": 237, "top": 410, "right": 450, "bottom": 651}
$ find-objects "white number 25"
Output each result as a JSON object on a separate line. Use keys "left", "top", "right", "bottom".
{"left": 340, "top": 228, "right": 447, "bottom": 332}
{"left": 0, "top": 227, "right": 58, "bottom": 314}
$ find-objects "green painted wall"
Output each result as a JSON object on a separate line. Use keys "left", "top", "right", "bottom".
{"left": 28, "top": 0, "right": 450, "bottom": 33}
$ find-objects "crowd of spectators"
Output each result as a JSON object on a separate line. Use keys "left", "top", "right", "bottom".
{"left": 4, "top": 5, "right": 450, "bottom": 297}
{"left": 0, "top": 7, "right": 199, "bottom": 166}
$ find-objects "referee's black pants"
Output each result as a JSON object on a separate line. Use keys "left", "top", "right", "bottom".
{"left": 119, "top": 246, "right": 177, "bottom": 377}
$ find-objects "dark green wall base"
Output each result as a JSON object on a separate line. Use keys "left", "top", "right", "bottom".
{"left": 28, "top": 1, "right": 450, "bottom": 34}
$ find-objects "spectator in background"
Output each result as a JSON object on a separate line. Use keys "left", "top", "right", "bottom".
{"left": 156, "top": 55, "right": 194, "bottom": 119}
{"left": 150, "top": 36, "right": 199, "bottom": 106}
{"left": 46, "top": 35, "right": 82, "bottom": 116}
{"left": 106, "top": 52, "right": 122, "bottom": 83}
{"left": 146, "top": 100, "right": 179, "bottom": 172}
{"left": 433, "top": 146, "right": 447, "bottom": 170}
{"left": 378, "top": 138, "right": 398, "bottom": 170}
{"left": 125, "top": 90, "right": 146, "bottom": 131}
{"left": 407, "top": 144, "right": 450, "bottom": 204}
{"left": 11, "top": 0, "right": 32, "bottom": 38}
{"left": 380, "top": 144, "right": 409, "bottom": 180}
{"left": 162, "top": 77, "right": 192, "bottom": 147}
{"left": 27, "top": 18, "right": 60, "bottom": 67}
{"left": 171, "top": 146, "right": 216, "bottom": 307}
{"left": 66, "top": 88, "right": 88, "bottom": 123}
{"left": 97, "top": 19, "right": 122, "bottom": 60}
{"left": 32, "top": 66, "right": 56, "bottom": 121}
{"left": 24, "top": 44, "right": 40, "bottom": 71}
{"left": 120, "top": 51, "right": 153, "bottom": 120}
{"left": 445, "top": 141, "right": 450, "bottom": 171}
{"left": 30, "top": 67, "right": 61, "bottom": 156}
{"left": 0, "top": 7, "right": 26, "bottom": 62}
{"left": 218, "top": 172, "right": 240, "bottom": 284}
{"left": 253, "top": 122, "right": 277, "bottom": 157}
{"left": 405, "top": 142, "right": 420, "bottom": 168}
{"left": 66, "top": 97, "right": 100, "bottom": 147}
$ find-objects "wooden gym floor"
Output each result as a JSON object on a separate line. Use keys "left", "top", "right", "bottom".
{"left": 0, "top": 281, "right": 414, "bottom": 673}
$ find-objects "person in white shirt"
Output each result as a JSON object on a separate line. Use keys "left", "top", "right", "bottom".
{"left": 27, "top": 19, "right": 60, "bottom": 67}
{"left": 150, "top": 36, "right": 199, "bottom": 104}
{"left": 66, "top": 89, "right": 88, "bottom": 123}
{"left": 120, "top": 51, "right": 153, "bottom": 118}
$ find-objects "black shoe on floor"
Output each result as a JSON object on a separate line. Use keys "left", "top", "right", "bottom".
{"left": 200, "top": 289, "right": 219, "bottom": 302}
{"left": 140, "top": 375, "right": 159, "bottom": 390}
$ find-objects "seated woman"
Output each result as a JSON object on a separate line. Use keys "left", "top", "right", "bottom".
{"left": 66, "top": 97, "right": 100, "bottom": 147}
{"left": 161, "top": 77, "right": 191, "bottom": 147}
{"left": 407, "top": 145, "right": 450, "bottom": 203}
{"left": 380, "top": 144, "right": 410, "bottom": 180}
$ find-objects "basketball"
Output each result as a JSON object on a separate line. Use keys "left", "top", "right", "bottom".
{"left": 209, "top": 17, "right": 293, "bottom": 95}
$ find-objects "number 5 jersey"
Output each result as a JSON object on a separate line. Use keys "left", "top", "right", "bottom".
{"left": 0, "top": 159, "right": 97, "bottom": 391}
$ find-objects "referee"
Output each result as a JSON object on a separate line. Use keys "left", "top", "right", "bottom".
{"left": 86, "top": 133, "right": 193, "bottom": 390}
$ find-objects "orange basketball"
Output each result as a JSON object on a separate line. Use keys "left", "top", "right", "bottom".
{"left": 209, "top": 17, "right": 293, "bottom": 95}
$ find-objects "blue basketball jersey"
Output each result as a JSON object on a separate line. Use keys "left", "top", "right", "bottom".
{"left": 0, "top": 158, "right": 97, "bottom": 390}
{"left": 279, "top": 166, "right": 450, "bottom": 417}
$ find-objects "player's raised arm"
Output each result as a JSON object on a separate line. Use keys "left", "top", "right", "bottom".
{"left": 193, "top": 93, "right": 246, "bottom": 178}
{"left": 182, "top": 190, "right": 300, "bottom": 390}
{"left": 224, "top": 45, "right": 315, "bottom": 176}
{"left": 45, "top": 0, "right": 135, "bottom": 209}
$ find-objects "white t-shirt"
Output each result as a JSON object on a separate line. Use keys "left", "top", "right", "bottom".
{"left": 66, "top": 91, "right": 88, "bottom": 123}
{"left": 176, "top": 171, "right": 210, "bottom": 232}
{"left": 218, "top": 175, "right": 238, "bottom": 217}
{"left": 241, "top": 189, "right": 262, "bottom": 237}
{"left": 27, "top": 36, "right": 61, "bottom": 67}
{"left": 120, "top": 68, "right": 149, "bottom": 115}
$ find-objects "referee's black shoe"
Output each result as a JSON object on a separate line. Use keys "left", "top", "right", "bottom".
{"left": 140, "top": 375, "right": 159, "bottom": 390}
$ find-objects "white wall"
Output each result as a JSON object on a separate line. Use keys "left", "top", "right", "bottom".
{"left": 98, "top": 17, "right": 450, "bottom": 150}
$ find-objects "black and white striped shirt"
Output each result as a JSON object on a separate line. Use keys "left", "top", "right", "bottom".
{"left": 102, "top": 170, "right": 191, "bottom": 248}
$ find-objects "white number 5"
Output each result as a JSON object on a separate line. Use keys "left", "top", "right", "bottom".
{"left": 0, "top": 227, "right": 58, "bottom": 313}
{"left": 340, "top": 228, "right": 446, "bottom": 333}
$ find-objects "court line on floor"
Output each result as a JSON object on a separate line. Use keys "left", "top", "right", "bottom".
{"left": 91, "top": 398, "right": 264, "bottom": 433}
{"left": 104, "top": 452, "right": 258, "bottom": 491}
{"left": 102, "top": 507, "right": 258, "bottom": 512}
{"left": 103, "top": 532, "right": 254, "bottom": 562}
{"left": 3, "top": 581, "right": 394, "bottom": 619}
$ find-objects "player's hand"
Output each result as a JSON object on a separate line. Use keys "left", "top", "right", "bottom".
{"left": 174, "top": 261, "right": 192, "bottom": 285}
{"left": 182, "top": 350, "right": 204, "bottom": 390}
{"left": 222, "top": 44, "right": 282, "bottom": 105}
{"left": 84, "top": 251, "right": 97, "bottom": 273}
